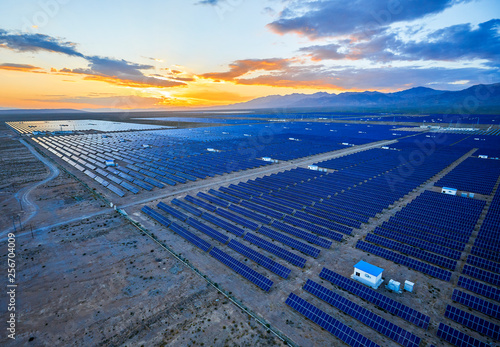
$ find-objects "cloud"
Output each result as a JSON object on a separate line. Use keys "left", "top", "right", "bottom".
{"left": 300, "top": 19, "right": 500, "bottom": 64}
{"left": 0, "top": 30, "right": 83, "bottom": 57}
{"left": 0, "top": 29, "right": 187, "bottom": 88}
{"left": 0, "top": 63, "right": 45, "bottom": 73}
{"left": 201, "top": 58, "right": 291, "bottom": 80}
{"left": 199, "top": 55, "right": 500, "bottom": 91}
{"left": 268, "top": 0, "right": 468, "bottom": 39}
{"left": 196, "top": 0, "right": 221, "bottom": 5}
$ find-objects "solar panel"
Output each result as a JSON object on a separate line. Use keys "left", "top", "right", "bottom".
{"left": 283, "top": 215, "right": 343, "bottom": 242}
{"left": 201, "top": 212, "right": 244, "bottom": 237}
{"left": 457, "top": 276, "right": 500, "bottom": 303}
{"left": 466, "top": 255, "right": 500, "bottom": 274}
{"left": 304, "top": 280, "right": 421, "bottom": 347}
{"left": 155, "top": 176, "right": 176, "bottom": 186}
{"left": 157, "top": 202, "right": 188, "bottom": 221}
{"left": 252, "top": 196, "right": 294, "bottom": 215}
{"left": 168, "top": 222, "right": 211, "bottom": 252}
{"left": 209, "top": 247, "right": 273, "bottom": 291}
{"left": 141, "top": 206, "right": 171, "bottom": 227}
{"left": 272, "top": 221, "right": 332, "bottom": 248}
{"left": 285, "top": 293, "right": 380, "bottom": 347}
{"left": 471, "top": 246, "right": 500, "bottom": 262}
{"left": 143, "top": 177, "right": 164, "bottom": 188}
{"left": 373, "top": 227, "right": 462, "bottom": 260}
{"left": 243, "top": 233, "right": 306, "bottom": 268}
{"left": 197, "top": 191, "right": 230, "bottom": 208}
{"left": 356, "top": 240, "right": 451, "bottom": 281}
{"left": 107, "top": 183, "right": 125, "bottom": 197}
{"left": 452, "top": 289, "right": 500, "bottom": 320}
{"left": 209, "top": 189, "right": 241, "bottom": 204}
{"left": 185, "top": 217, "right": 229, "bottom": 244}
{"left": 172, "top": 198, "right": 203, "bottom": 216}
{"left": 258, "top": 226, "right": 320, "bottom": 258}
{"left": 185, "top": 195, "right": 217, "bottom": 212}
{"left": 445, "top": 305, "right": 499, "bottom": 340}
{"left": 436, "top": 323, "right": 488, "bottom": 347}
{"left": 241, "top": 200, "right": 284, "bottom": 220}
{"left": 215, "top": 208, "right": 259, "bottom": 230}
{"left": 365, "top": 233, "right": 457, "bottom": 270}
{"left": 319, "top": 268, "right": 430, "bottom": 329}
{"left": 133, "top": 179, "right": 154, "bottom": 191}
{"left": 229, "top": 204, "right": 272, "bottom": 225}
{"left": 120, "top": 181, "right": 140, "bottom": 194}
{"left": 228, "top": 239, "right": 290, "bottom": 279}
{"left": 462, "top": 265, "right": 500, "bottom": 286}
{"left": 294, "top": 211, "right": 352, "bottom": 235}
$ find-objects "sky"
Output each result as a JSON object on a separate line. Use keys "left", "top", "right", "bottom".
{"left": 0, "top": 0, "right": 499, "bottom": 110}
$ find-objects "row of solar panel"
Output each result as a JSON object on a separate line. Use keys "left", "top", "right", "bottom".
{"left": 356, "top": 241, "right": 452, "bottom": 281}
{"left": 303, "top": 279, "right": 421, "bottom": 347}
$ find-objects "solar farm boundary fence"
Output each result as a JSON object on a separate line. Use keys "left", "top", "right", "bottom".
{"left": 22, "top": 138, "right": 298, "bottom": 346}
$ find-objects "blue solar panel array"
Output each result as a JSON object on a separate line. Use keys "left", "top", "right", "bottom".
{"left": 141, "top": 205, "right": 171, "bottom": 227}
{"left": 198, "top": 191, "right": 230, "bottom": 208}
{"left": 319, "top": 268, "right": 430, "bottom": 329}
{"left": 227, "top": 239, "right": 290, "bottom": 279}
{"left": 283, "top": 215, "right": 343, "bottom": 242}
{"left": 457, "top": 276, "right": 500, "bottom": 303}
{"left": 436, "top": 323, "right": 488, "bottom": 347}
{"left": 185, "top": 217, "right": 229, "bottom": 244}
{"left": 462, "top": 265, "right": 500, "bottom": 286}
{"left": 243, "top": 232, "right": 306, "bottom": 268}
{"left": 365, "top": 233, "right": 457, "bottom": 270}
{"left": 452, "top": 289, "right": 500, "bottom": 320}
{"left": 209, "top": 247, "right": 273, "bottom": 291}
{"left": 285, "top": 293, "right": 380, "bottom": 347}
{"left": 172, "top": 198, "right": 203, "bottom": 216}
{"left": 303, "top": 279, "right": 421, "bottom": 347}
{"left": 445, "top": 305, "right": 499, "bottom": 340}
{"left": 229, "top": 204, "right": 272, "bottom": 225}
{"left": 169, "top": 222, "right": 211, "bottom": 252}
{"left": 356, "top": 240, "right": 452, "bottom": 281}
{"left": 272, "top": 220, "right": 332, "bottom": 248}
{"left": 201, "top": 212, "right": 244, "bottom": 237}
{"left": 373, "top": 227, "right": 461, "bottom": 260}
{"left": 258, "top": 226, "right": 320, "bottom": 258}
{"left": 466, "top": 255, "right": 500, "bottom": 274}
{"left": 436, "top": 157, "right": 500, "bottom": 195}
{"left": 185, "top": 195, "right": 216, "bottom": 212}
{"left": 216, "top": 208, "right": 259, "bottom": 230}
{"left": 157, "top": 202, "right": 188, "bottom": 221}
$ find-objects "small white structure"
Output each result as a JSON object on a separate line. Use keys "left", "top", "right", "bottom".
{"left": 441, "top": 187, "right": 457, "bottom": 195}
{"left": 404, "top": 280, "right": 415, "bottom": 293}
{"left": 352, "top": 260, "right": 384, "bottom": 289}
{"left": 386, "top": 279, "right": 402, "bottom": 293}
{"left": 262, "top": 157, "right": 279, "bottom": 163}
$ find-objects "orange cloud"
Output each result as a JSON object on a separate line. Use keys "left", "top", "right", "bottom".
{"left": 56, "top": 68, "right": 187, "bottom": 88}
{"left": 0, "top": 63, "right": 45, "bottom": 73}
{"left": 201, "top": 58, "right": 291, "bottom": 80}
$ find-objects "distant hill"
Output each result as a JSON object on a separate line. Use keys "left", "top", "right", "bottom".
{"left": 220, "top": 83, "right": 500, "bottom": 113}
{"left": 0, "top": 108, "right": 87, "bottom": 114}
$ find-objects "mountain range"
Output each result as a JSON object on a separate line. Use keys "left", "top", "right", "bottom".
{"left": 220, "top": 83, "right": 500, "bottom": 113}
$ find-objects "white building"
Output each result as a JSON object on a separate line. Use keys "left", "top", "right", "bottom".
{"left": 441, "top": 187, "right": 457, "bottom": 195}
{"left": 352, "top": 260, "right": 384, "bottom": 289}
